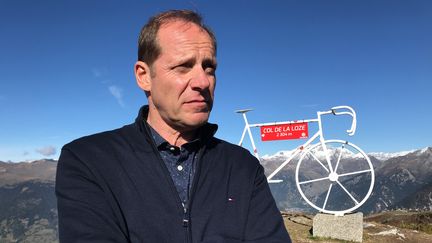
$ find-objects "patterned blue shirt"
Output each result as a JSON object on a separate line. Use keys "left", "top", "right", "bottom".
{"left": 148, "top": 125, "right": 200, "bottom": 206}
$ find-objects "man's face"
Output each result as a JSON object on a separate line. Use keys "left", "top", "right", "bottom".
{"left": 144, "top": 21, "right": 217, "bottom": 131}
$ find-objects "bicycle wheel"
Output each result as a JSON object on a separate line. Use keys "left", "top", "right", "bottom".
{"left": 295, "top": 140, "right": 374, "bottom": 215}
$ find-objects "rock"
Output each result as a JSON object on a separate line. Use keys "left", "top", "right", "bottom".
{"left": 313, "top": 212, "right": 363, "bottom": 242}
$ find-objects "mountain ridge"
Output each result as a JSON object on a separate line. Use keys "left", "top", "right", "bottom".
{"left": 0, "top": 147, "right": 431, "bottom": 242}
{"left": 262, "top": 146, "right": 432, "bottom": 214}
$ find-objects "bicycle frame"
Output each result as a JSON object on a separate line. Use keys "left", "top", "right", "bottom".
{"left": 237, "top": 106, "right": 357, "bottom": 183}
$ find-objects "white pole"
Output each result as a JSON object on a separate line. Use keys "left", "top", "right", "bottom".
{"left": 242, "top": 113, "right": 260, "bottom": 159}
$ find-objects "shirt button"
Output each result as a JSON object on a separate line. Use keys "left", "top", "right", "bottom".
{"left": 170, "top": 146, "right": 175, "bottom": 151}
{"left": 177, "top": 165, "right": 183, "bottom": 171}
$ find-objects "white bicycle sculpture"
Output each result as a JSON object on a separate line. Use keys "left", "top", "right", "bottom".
{"left": 237, "top": 106, "right": 374, "bottom": 216}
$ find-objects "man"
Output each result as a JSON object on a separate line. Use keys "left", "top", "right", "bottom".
{"left": 56, "top": 10, "right": 291, "bottom": 242}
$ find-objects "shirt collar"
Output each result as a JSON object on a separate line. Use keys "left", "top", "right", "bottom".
{"left": 147, "top": 124, "right": 167, "bottom": 149}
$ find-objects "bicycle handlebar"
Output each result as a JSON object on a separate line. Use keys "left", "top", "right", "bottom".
{"left": 330, "top": 106, "right": 357, "bottom": 136}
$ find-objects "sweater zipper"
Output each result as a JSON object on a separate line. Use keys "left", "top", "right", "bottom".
{"left": 182, "top": 203, "right": 189, "bottom": 227}
{"left": 147, "top": 135, "right": 193, "bottom": 241}
{"left": 142, "top": 119, "right": 212, "bottom": 242}
{"left": 182, "top": 185, "right": 191, "bottom": 243}
{"left": 183, "top": 145, "right": 206, "bottom": 243}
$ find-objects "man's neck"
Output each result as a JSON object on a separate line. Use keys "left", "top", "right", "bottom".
{"left": 146, "top": 114, "right": 197, "bottom": 147}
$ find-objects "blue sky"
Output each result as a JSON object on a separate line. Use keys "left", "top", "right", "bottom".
{"left": 0, "top": 0, "right": 431, "bottom": 162}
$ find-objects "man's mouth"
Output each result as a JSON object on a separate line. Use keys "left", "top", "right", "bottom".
{"left": 184, "top": 97, "right": 209, "bottom": 104}
{"left": 184, "top": 99, "right": 212, "bottom": 110}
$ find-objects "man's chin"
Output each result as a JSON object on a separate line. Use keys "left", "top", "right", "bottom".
{"left": 182, "top": 112, "right": 210, "bottom": 128}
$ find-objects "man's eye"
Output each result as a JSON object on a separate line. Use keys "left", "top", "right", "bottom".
{"left": 174, "top": 63, "right": 192, "bottom": 73}
{"left": 203, "top": 62, "right": 216, "bottom": 76}
{"left": 205, "top": 67, "right": 216, "bottom": 75}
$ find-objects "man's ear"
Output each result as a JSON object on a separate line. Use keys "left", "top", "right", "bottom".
{"left": 135, "top": 61, "right": 152, "bottom": 92}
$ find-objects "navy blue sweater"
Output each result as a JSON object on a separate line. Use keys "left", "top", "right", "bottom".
{"left": 56, "top": 106, "right": 291, "bottom": 242}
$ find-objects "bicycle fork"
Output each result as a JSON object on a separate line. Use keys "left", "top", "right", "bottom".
{"left": 238, "top": 111, "right": 260, "bottom": 159}
{"left": 317, "top": 110, "right": 335, "bottom": 175}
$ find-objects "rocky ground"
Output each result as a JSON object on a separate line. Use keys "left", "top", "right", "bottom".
{"left": 283, "top": 211, "right": 432, "bottom": 243}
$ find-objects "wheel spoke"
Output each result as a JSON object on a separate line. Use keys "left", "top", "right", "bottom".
{"left": 338, "top": 169, "right": 372, "bottom": 178}
{"left": 322, "top": 183, "right": 333, "bottom": 210}
{"left": 307, "top": 150, "right": 329, "bottom": 173}
{"left": 333, "top": 145, "right": 345, "bottom": 173}
{"left": 298, "top": 176, "right": 329, "bottom": 185}
{"left": 336, "top": 180, "right": 359, "bottom": 205}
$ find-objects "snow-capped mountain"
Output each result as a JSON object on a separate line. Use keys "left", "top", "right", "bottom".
{"left": 263, "top": 147, "right": 422, "bottom": 162}
{"left": 368, "top": 150, "right": 416, "bottom": 161}
{"left": 262, "top": 148, "right": 361, "bottom": 162}
{"left": 262, "top": 149, "right": 296, "bottom": 160}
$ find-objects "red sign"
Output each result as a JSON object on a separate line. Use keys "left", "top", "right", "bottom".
{"left": 260, "top": 123, "right": 308, "bottom": 141}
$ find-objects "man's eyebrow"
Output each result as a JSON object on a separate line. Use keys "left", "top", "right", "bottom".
{"left": 202, "top": 58, "right": 217, "bottom": 68}
{"left": 170, "top": 56, "right": 194, "bottom": 66}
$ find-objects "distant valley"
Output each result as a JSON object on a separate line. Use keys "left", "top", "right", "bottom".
{"left": 0, "top": 160, "right": 57, "bottom": 242}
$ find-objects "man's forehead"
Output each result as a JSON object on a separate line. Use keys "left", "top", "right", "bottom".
{"left": 159, "top": 20, "right": 197, "bottom": 31}
{"left": 157, "top": 20, "right": 214, "bottom": 49}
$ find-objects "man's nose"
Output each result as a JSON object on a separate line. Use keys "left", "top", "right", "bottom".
{"left": 190, "top": 67, "right": 211, "bottom": 90}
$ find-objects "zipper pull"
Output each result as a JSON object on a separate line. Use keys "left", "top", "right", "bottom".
{"left": 182, "top": 218, "right": 189, "bottom": 227}
{"left": 182, "top": 202, "right": 189, "bottom": 227}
